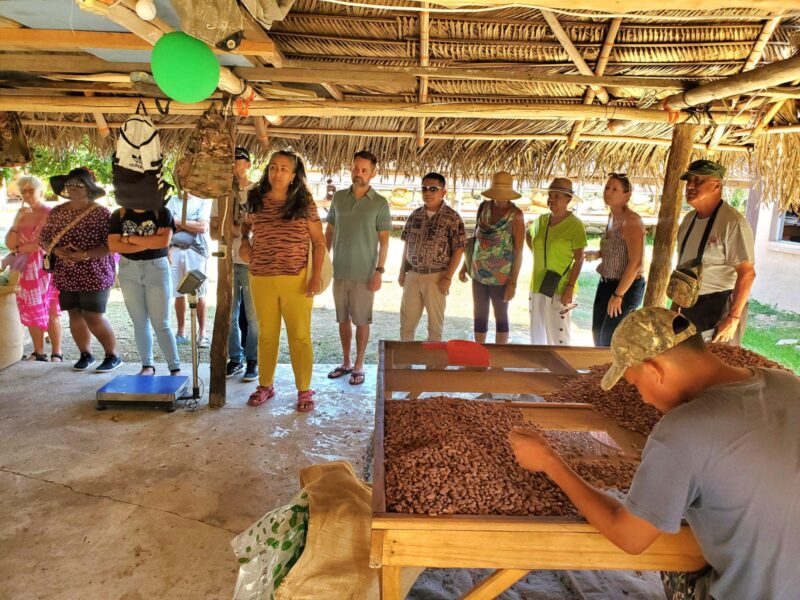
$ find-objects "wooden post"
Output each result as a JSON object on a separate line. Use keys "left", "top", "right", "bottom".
{"left": 643, "top": 123, "right": 699, "bottom": 307}
{"left": 209, "top": 187, "right": 235, "bottom": 408}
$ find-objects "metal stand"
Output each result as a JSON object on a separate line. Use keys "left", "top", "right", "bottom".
{"left": 182, "top": 291, "right": 202, "bottom": 406}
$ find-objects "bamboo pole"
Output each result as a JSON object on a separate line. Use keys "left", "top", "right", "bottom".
{"left": 540, "top": 10, "right": 609, "bottom": 103}
{"left": 16, "top": 118, "right": 750, "bottom": 151}
{"left": 84, "top": 92, "right": 110, "bottom": 138}
{"left": 568, "top": 17, "right": 622, "bottom": 148}
{"left": 0, "top": 96, "right": 752, "bottom": 125}
{"left": 707, "top": 12, "right": 783, "bottom": 151}
{"left": 664, "top": 53, "right": 800, "bottom": 110}
{"left": 644, "top": 124, "right": 700, "bottom": 308}
{"left": 750, "top": 77, "right": 800, "bottom": 137}
{"left": 418, "top": 4, "right": 430, "bottom": 147}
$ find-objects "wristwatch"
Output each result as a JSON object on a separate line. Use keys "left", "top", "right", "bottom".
{"left": 375, "top": 266, "right": 385, "bottom": 274}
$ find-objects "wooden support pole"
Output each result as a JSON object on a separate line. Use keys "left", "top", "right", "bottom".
{"left": 84, "top": 92, "right": 110, "bottom": 138}
{"left": 541, "top": 10, "right": 609, "bottom": 103}
{"left": 644, "top": 123, "right": 700, "bottom": 307}
{"left": 254, "top": 116, "right": 270, "bottom": 149}
{"left": 664, "top": 53, "right": 800, "bottom": 110}
{"left": 0, "top": 96, "right": 752, "bottom": 125}
{"left": 750, "top": 77, "right": 800, "bottom": 137}
{"left": 417, "top": 4, "right": 430, "bottom": 147}
{"left": 568, "top": 17, "right": 621, "bottom": 147}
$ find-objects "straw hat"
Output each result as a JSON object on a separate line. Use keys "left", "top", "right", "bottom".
{"left": 533, "top": 177, "right": 582, "bottom": 202}
{"left": 481, "top": 171, "right": 521, "bottom": 201}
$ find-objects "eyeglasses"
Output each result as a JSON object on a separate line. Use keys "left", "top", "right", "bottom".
{"left": 421, "top": 186, "right": 442, "bottom": 193}
{"left": 65, "top": 181, "right": 86, "bottom": 189}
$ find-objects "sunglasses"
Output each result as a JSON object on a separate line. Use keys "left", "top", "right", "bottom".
{"left": 65, "top": 181, "right": 86, "bottom": 188}
{"left": 421, "top": 185, "right": 442, "bottom": 193}
{"left": 607, "top": 172, "right": 629, "bottom": 180}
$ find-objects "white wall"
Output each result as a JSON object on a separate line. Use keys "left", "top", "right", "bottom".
{"left": 751, "top": 202, "right": 800, "bottom": 313}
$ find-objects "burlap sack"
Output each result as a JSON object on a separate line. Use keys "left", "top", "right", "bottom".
{"left": 275, "top": 461, "right": 421, "bottom": 600}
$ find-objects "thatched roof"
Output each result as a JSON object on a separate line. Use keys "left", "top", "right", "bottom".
{"left": 1, "top": 1, "right": 800, "bottom": 207}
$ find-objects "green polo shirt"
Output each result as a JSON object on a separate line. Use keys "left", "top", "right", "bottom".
{"left": 327, "top": 187, "right": 392, "bottom": 283}
{"left": 529, "top": 213, "right": 587, "bottom": 295}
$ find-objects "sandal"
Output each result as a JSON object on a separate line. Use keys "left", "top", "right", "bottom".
{"left": 139, "top": 366, "right": 156, "bottom": 376}
{"left": 27, "top": 352, "right": 48, "bottom": 362}
{"left": 169, "top": 368, "right": 182, "bottom": 376}
{"left": 50, "top": 353, "right": 63, "bottom": 363}
{"left": 297, "top": 389, "right": 315, "bottom": 412}
{"left": 248, "top": 385, "right": 275, "bottom": 407}
{"left": 349, "top": 371, "right": 366, "bottom": 385}
{"left": 327, "top": 366, "right": 352, "bottom": 379}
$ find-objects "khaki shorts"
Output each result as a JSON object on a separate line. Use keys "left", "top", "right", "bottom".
{"left": 333, "top": 279, "right": 375, "bottom": 326}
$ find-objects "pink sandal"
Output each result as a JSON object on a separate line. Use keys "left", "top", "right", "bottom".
{"left": 296, "top": 389, "right": 315, "bottom": 412}
{"left": 247, "top": 385, "right": 275, "bottom": 407}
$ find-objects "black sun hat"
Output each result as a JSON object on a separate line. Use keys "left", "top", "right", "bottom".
{"left": 50, "top": 167, "right": 106, "bottom": 200}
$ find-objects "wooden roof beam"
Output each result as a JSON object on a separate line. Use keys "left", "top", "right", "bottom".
{"left": 568, "top": 17, "right": 622, "bottom": 148}
{"left": 708, "top": 12, "right": 784, "bottom": 151}
{"left": 540, "top": 10, "right": 609, "bottom": 103}
{"left": 0, "top": 28, "right": 278, "bottom": 58}
{"left": 664, "top": 52, "right": 800, "bottom": 110}
{"left": 0, "top": 95, "right": 752, "bottom": 125}
{"left": 418, "top": 4, "right": 430, "bottom": 148}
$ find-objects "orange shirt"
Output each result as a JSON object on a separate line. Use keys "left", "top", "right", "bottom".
{"left": 248, "top": 197, "right": 320, "bottom": 277}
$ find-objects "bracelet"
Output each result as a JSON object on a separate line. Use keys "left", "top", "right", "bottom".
{"left": 83, "top": 251, "right": 89, "bottom": 261}
{"left": 565, "top": 283, "right": 575, "bottom": 289}
{"left": 729, "top": 315, "right": 741, "bottom": 320}
{"left": 613, "top": 292, "right": 624, "bottom": 299}
{"left": 509, "top": 282, "right": 517, "bottom": 286}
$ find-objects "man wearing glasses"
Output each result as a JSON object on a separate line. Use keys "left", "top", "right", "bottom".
{"left": 325, "top": 150, "right": 392, "bottom": 386}
{"left": 398, "top": 173, "right": 466, "bottom": 341}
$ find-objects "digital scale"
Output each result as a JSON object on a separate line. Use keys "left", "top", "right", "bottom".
{"left": 95, "top": 270, "right": 206, "bottom": 412}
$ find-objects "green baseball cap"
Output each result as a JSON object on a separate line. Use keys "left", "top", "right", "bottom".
{"left": 679, "top": 159, "right": 726, "bottom": 181}
{"left": 600, "top": 307, "right": 698, "bottom": 390}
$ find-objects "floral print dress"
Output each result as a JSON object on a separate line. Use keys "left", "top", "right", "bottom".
{"left": 470, "top": 201, "right": 516, "bottom": 286}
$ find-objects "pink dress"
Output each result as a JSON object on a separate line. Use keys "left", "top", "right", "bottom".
{"left": 13, "top": 207, "right": 60, "bottom": 329}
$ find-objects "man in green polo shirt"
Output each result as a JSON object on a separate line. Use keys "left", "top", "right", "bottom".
{"left": 325, "top": 150, "right": 392, "bottom": 386}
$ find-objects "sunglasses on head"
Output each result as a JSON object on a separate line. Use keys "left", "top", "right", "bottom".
{"left": 421, "top": 185, "right": 441, "bottom": 193}
{"left": 607, "top": 172, "right": 629, "bottom": 180}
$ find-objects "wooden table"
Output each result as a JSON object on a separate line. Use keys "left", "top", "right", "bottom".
{"left": 371, "top": 341, "right": 705, "bottom": 600}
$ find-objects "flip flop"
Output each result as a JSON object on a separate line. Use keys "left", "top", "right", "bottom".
{"left": 327, "top": 366, "right": 353, "bottom": 379}
{"left": 349, "top": 371, "right": 365, "bottom": 385}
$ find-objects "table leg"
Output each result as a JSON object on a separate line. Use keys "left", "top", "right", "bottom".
{"left": 379, "top": 565, "right": 402, "bottom": 600}
{"left": 461, "top": 569, "right": 530, "bottom": 600}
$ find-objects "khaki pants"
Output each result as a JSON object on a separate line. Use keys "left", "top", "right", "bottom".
{"left": 400, "top": 271, "right": 447, "bottom": 341}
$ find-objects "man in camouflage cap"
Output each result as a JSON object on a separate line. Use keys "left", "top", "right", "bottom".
{"left": 673, "top": 159, "right": 755, "bottom": 345}
{"left": 509, "top": 306, "right": 800, "bottom": 600}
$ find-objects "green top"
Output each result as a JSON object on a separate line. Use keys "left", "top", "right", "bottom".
{"left": 326, "top": 186, "right": 392, "bottom": 283}
{"left": 529, "top": 212, "right": 587, "bottom": 295}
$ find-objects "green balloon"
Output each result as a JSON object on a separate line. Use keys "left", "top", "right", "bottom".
{"left": 151, "top": 32, "right": 219, "bottom": 103}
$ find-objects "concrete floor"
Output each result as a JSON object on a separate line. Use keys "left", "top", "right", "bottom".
{"left": 0, "top": 361, "right": 665, "bottom": 600}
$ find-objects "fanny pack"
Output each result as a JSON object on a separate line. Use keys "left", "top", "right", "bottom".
{"left": 539, "top": 214, "right": 572, "bottom": 298}
{"left": 667, "top": 201, "right": 722, "bottom": 309}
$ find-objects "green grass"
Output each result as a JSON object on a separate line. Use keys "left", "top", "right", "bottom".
{"left": 742, "top": 300, "right": 800, "bottom": 373}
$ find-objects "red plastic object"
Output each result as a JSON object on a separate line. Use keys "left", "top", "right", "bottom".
{"left": 421, "top": 340, "right": 491, "bottom": 367}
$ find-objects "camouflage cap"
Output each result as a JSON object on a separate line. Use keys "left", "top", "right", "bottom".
{"left": 679, "top": 159, "right": 726, "bottom": 181}
{"left": 600, "top": 307, "right": 697, "bottom": 390}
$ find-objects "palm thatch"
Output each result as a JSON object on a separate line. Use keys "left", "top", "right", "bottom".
{"left": 2, "top": 0, "right": 800, "bottom": 208}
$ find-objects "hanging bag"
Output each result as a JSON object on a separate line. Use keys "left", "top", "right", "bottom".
{"left": 667, "top": 201, "right": 722, "bottom": 309}
{"left": 0, "top": 112, "right": 32, "bottom": 167}
{"left": 539, "top": 214, "right": 573, "bottom": 298}
{"left": 174, "top": 105, "right": 235, "bottom": 200}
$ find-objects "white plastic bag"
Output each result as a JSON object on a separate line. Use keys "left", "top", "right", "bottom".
{"left": 231, "top": 490, "right": 310, "bottom": 600}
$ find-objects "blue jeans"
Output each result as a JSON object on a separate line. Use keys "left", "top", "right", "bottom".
{"left": 229, "top": 263, "right": 258, "bottom": 363}
{"left": 118, "top": 256, "right": 181, "bottom": 371}
{"left": 592, "top": 277, "right": 646, "bottom": 346}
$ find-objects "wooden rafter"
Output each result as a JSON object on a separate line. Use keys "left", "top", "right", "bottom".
{"left": 417, "top": 4, "right": 430, "bottom": 147}
{"left": 540, "top": 10, "right": 609, "bottom": 104}
{"left": 567, "top": 17, "right": 622, "bottom": 148}
{"left": 0, "top": 95, "right": 752, "bottom": 125}
{"left": 708, "top": 12, "right": 784, "bottom": 151}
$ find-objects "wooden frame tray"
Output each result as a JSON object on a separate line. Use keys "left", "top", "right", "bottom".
{"left": 371, "top": 341, "right": 705, "bottom": 600}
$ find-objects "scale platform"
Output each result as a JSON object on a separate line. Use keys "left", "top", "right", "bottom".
{"left": 96, "top": 375, "right": 189, "bottom": 411}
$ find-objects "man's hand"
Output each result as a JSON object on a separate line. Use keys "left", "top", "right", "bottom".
{"left": 368, "top": 270, "right": 382, "bottom": 292}
{"left": 238, "top": 240, "right": 251, "bottom": 263}
{"left": 508, "top": 427, "right": 558, "bottom": 473}
{"left": 458, "top": 266, "right": 468, "bottom": 283}
{"left": 713, "top": 315, "right": 739, "bottom": 343}
{"left": 398, "top": 270, "right": 406, "bottom": 288}
{"left": 437, "top": 275, "right": 452, "bottom": 296}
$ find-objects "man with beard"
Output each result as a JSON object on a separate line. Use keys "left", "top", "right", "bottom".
{"left": 398, "top": 172, "right": 466, "bottom": 341}
{"left": 673, "top": 160, "right": 755, "bottom": 344}
{"left": 325, "top": 150, "right": 392, "bottom": 386}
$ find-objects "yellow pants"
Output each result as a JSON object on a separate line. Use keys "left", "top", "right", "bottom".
{"left": 249, "top": 270, "right": 314, "bottom": 391}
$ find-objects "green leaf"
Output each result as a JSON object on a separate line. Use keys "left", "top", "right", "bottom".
{"left": 281, "top": 540, "right": 293, "bottom": 551}
{"left": 238, "top": 557, "right": 249, "bottom": 564}
{"left": 245, "top": 546, "right": 251, "bottom": 553}
{"left": 272, "top": 563, "right": 283, "bottom": 578}
{"left": 271, "top": 522, "right": 280, "bottom": 533}
{"left": 289, "top": 514, "right": 297, "bottom": 528}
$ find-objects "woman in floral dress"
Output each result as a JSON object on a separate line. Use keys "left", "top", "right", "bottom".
{"left": 4, "top": 176, "right": 62, "bottom": 361}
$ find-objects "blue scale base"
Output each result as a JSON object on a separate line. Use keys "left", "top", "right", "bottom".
{"left": 96, "top": 375, "right": 190, "bottom": 411}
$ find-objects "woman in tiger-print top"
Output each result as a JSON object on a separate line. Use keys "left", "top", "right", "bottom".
{"left": 240, "top": 151, "right": 326, "bottom": 411}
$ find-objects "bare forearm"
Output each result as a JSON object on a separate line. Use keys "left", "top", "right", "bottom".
{"left": 615, "top": 262, "right": 641, "bottom": 296}
{"left": 447, "top": 248, "right": 464, "bottom": 278}
{"left": 129, "top": 234, "right": 171, "bottom": 250}
{"left": 85, "top": 245, "right": 110, "bottom": 259}
{"left": 176, "top": 220, "right": 207, "bottom": 234}
{"left": 377, "top": 232, "right": 389, "bottom": 269}
{"left": 729, "top": 266, "right": 756, "bottom": 318}
{"left": 566, "top": 257, "right": 584, "bottom": 288}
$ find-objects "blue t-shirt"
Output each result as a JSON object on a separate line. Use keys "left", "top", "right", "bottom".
{"left": 625, "top": 368, "right": 800, "bottom": 600}
{"left": 166, "top": 195, "right": 212, "bottom": 258}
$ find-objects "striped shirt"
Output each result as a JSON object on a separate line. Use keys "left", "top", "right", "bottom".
{"left": 597, "top": 214, "right": 641, "bottom": 280}
{"left": 248, "top": 197, "right": 320, "bottom": 277}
